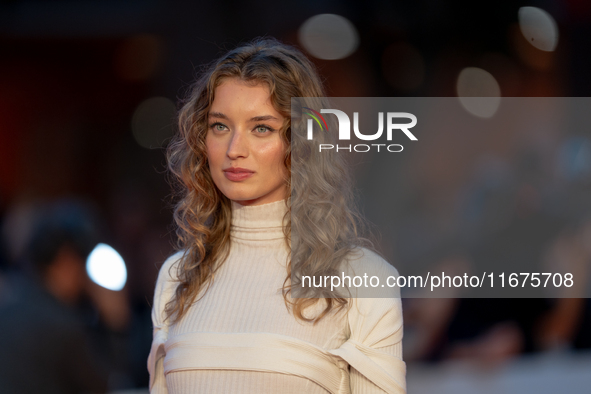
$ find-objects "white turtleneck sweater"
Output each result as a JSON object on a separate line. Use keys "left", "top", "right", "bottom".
{"left": 148, "top": 200, "right": 406, "bottom": 393}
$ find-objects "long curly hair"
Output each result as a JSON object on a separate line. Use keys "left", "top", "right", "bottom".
{"left": 165, "top": 37, "right": 370, "bottom": 324}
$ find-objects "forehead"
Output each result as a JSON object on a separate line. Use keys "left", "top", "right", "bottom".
{"left": 210, "top": 78, "right": 280, "bottom": 116}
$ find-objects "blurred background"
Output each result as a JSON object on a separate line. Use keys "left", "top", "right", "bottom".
{"left": 0, "top": 0, "right": 590, "bottom": 393}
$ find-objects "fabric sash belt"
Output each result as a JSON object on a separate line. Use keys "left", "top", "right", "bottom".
{"left": 163, "top": 332, "right": 405, "bottom": 394}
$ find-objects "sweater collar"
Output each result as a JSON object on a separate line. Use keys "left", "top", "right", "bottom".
{"left": 230, "top": 199, "right": 288, "bottom": 240}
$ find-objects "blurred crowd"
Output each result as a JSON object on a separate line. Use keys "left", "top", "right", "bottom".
{"left": 399, "top": 133, "right": 591, "bottom": 365}
{"left": 0, "top": 197, "right": 172, "bottom": 393}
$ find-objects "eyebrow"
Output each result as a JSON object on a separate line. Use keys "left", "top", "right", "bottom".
{"left": 208, "top": 112, "right": 280, "bottom": 122}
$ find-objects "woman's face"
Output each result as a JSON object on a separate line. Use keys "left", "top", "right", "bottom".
{"left": 206, "top": 77, "right": 288, "bottom": 206}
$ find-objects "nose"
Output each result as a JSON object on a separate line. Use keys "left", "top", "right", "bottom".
{"left": 226, "top": 130, "right": 248, "bottom": 159}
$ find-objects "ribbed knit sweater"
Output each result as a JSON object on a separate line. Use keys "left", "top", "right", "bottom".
{"left": 148, "top": 199, "right": 406, "bottom": 393}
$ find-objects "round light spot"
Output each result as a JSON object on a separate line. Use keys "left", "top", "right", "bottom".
{"left": 131, "top": 97, "right": 176, "bottom": 149}
{"left": 559, "top": 136, "right": 591, "bottom": 181}
{"left": 298, "top": 14, "right": 359, "bottom": 60}
{"left": 518, "top": 7, "right": 559, "bottom": 52}
{"left": 456, "top": 67, "right": 501, "bottom": 118}
{"left": 86, "top": 243, "right": 127, "bottom": 291}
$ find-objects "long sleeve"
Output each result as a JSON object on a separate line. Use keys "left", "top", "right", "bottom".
{"left": 147, "top": 251, "right": 183, "bottom": 394}
{"left": 337, "top": 297, "right": 406, "bottom": 394}
{"left": 151, "top": 358, "right": 167, "bottom": 394}
{"left": 349, "top": 344, "right": 402, "bottom": 394}
{"left": 348, "top": 300, "right": 404, "bottom": 393}
{"left": 329, "top": 248, "right": 406, "bottom": 394}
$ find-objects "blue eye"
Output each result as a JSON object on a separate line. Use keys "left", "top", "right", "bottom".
{"left": 254, "top": 124, "right": 275, "bottom": 134}
{"left": 209, "top": 122, "right": 228, "bottom": 132}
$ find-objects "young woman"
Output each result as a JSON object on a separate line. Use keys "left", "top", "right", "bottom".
{"left": 148, "top": 38, "right": 406, "bottom": 394}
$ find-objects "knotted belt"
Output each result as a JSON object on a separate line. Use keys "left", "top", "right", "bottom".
{"left": 155, "top": 331, "right": 405, "bottom": 394}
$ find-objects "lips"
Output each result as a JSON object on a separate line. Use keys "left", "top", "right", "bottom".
{"left": 223, "top": 167, "right": 255, "bottom": 181}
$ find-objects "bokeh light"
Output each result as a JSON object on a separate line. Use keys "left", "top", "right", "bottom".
{"left": 86, "top": 243, "right": 127, "bottom": 291}
{"left": 559, "top": 136, "right": 591, "bottom": 181}
{"left": 298, "top": 14, "right": 359, "bottom": 60}
{"left": 131, "top": 96, "right": 176, "bottom": 149}
{"left": 518, "top": 7, "right": 559, "bottom": 52}
{"left": 456, "top": 67, "right": 501, "bottom": 118}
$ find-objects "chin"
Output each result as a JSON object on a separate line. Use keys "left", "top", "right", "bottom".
{"left": 220, "top": 187, "right": 259, "bottom": 203}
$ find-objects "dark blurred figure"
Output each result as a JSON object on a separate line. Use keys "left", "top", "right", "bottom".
{"left": 0, "top": 200, "right": 109, "bottom": 394}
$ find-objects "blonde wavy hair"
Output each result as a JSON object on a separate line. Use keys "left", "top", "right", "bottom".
{"left": 165, "top": 37, "right": 370, "bottom": 324}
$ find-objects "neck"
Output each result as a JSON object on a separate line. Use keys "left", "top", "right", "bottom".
{"left": 230, "top": 199, "right": 288, "bottom": 241}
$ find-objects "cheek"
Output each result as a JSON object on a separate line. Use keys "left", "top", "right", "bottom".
{"left": 257, "top": 140, "right": 287, "bottom": 174}
{"left": 205, "top": 136, "right": 223, "bottom": 167}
